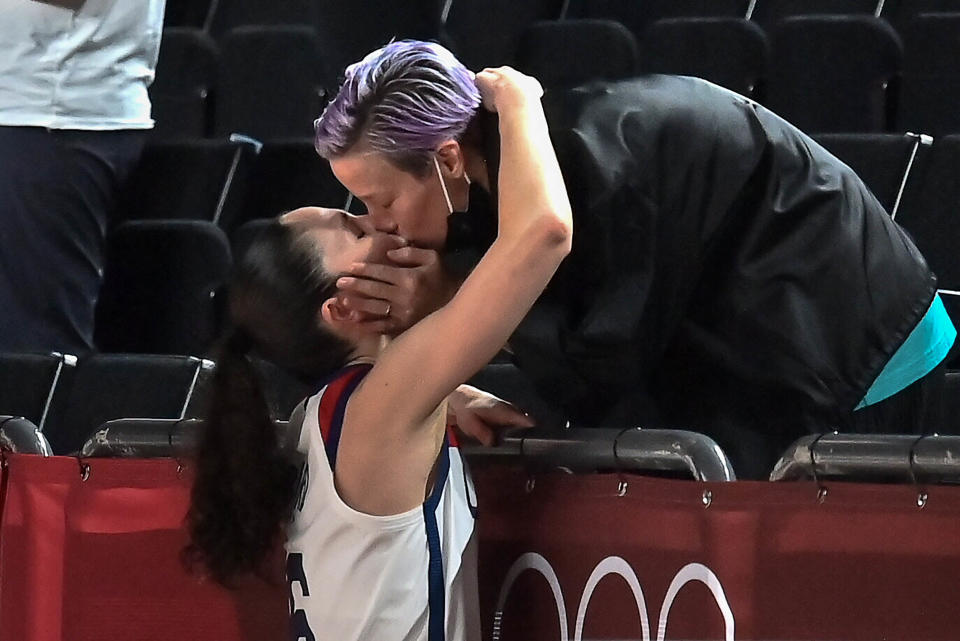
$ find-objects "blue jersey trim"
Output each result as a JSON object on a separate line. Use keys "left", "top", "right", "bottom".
{"left": 310, "top": 362, "right": 372, "bottom": 397}
{"left": 423, "top": 434, "right": 450, "bottom": 641}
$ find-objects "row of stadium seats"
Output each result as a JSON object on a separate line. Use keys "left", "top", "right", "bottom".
{"left": 0, "top": 352, "right": 552, "bottom": 458}
{"left": 162, "top": 0, "right": 960, "bottom": 39}
{"left": 152, "top": 14, "right": 960, "bottom": 141}
{"left": 0, "top": 362, "right": 960, "bottom": 482}
{"left": 567, "top": 0, "right": 960, "bottom": 34}
{"left": 104, "top": 134, "right": 960, "bottom": 359}
{"left": 526, "top": 15, "right": 960, "bottom": 135}
{"left": 1, "top": 351, "right": 957, "bottom": 481}
{"left": 155, "top": 0, "right": 960, "bottom": 137}
{"left": 122, "top": 133, "right": 955, "bottom": 235}
{"left": 0, "top": 352, "right": 313, "bottom": 456}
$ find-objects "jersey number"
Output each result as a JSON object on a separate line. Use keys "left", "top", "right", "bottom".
{"left": 287, "top": 552, "right": 316, "bottom": 641}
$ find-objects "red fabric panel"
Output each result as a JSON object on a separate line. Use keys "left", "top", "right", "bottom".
{"left": 0, "top": 455, "right": 74, "bottom": 641}
{"left": 0, "top": 454, "right": 287, "bottom": 641}
{"left": 473, "top": 465, "right": 960, "bottom": 641}
{"left": 3, "top": 454, "right": 960, "bottom": 641}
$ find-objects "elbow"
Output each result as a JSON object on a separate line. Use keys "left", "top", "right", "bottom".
{"left": 501, "top": 204, "right": 573, "bottom": 257}
{"left": 536, "top": 209, "right": 573, "bottom": 256}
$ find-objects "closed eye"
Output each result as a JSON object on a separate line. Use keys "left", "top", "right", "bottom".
{"left": 341, "top": 212, "right": 366, "bottom": 238}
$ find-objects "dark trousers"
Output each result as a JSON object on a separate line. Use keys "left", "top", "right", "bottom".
{"left": 0, "top": 126, "right": 146, "bottom": 355}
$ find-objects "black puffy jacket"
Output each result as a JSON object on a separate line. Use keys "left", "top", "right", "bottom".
{"left": 454, "top": 75, "right": 936, "bottom": 478}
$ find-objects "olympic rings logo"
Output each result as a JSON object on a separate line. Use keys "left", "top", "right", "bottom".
{"left": 492, "top": 554, "right": 735, "bottom": 641}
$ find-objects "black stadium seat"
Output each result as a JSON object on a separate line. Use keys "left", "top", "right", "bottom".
{"left": 214, "top": 26, "right": 329, "bottom": 141}
{"left": 812, "top": 132, "right": 932, "bottom": 216}
{"left": 640, "top": 0, "right": 750, "bottom": 21}
{"left": 766, "top": 15, "right": 902, "bottom": 132}
{"left": 750, "top": 0, "right": 881, "bottom": 27}
{"left": 204, "top": 0, "right": 318, "bottom": 37}
{"left": 896, "top": 135, "right": 960, "bottom": 323}
{"left": 515, "top": 20, "right": 638, "bottom": 90}
{"left": 0, "top": 353, "right": 76, "bottom": 429}
{"left": 898, "top": 13, "right": 960, "bottom": 136}
{"left": 567, "top": 0, "right": 748, "bottom": 40}
{"left": 95, "top": 220, "right": 232, "bottom": 355}
{"left": 149, "top": 28, "right": 219, "bottom": 139}
{"left": 163, "top": 0, "right": 213, "bottom": 28}
{"left": 43, "top": 354, "right": 213, "bottom": 455}
{"left": 182, "top": 357, "right": 316, "bottom": 424}
{"left": 315, "top": 0, "right": 440, "bottom": 83}
{"left": 945, "top": 371, "right": 960, "bottom": 433}
{"left": 640, "top": 17, "right": 769, "bottom": 99}
{"left": 118, "top": 137, "right": 260, "bottom": 230}
{"left": 231, "top": 217, "right": 274, "bottom": 263}
{"left": 443, "top": 0, "right": 564, "bottom": 69}
{"left": 889, "top": 0, "right": 960, "bottom": 29}
{"left": 239, "top": 138, "right": 349, "bottom": 227}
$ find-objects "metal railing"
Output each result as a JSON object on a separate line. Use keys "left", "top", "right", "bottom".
{"left": 771, "top": 433, "right": 960, "bottom": 483}
{"left": 465, "top": 427, "right": 736, "bottom": 482}
{"left": 80, "top": 420, "right": 735, "bottom": 481}
{"left": 0, "top": 416, "right": 53, "bottom": 456}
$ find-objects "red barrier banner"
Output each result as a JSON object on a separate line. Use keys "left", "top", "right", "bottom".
{"left": 473, "top": 464, "right": 960, "bottom": 641}
{"left": 3, "top": 454, "right": 960, "bottom": 641}
{"left": 0, "top": 454, "right": 287, "bottom": 641}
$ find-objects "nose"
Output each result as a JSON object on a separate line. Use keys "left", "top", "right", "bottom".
{"left": 365, "top": 209, "right": 398, "bottom": 234}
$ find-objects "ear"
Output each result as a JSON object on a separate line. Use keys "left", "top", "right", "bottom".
{"left": 319, "top": 297, "right": 355, "bottom": 338}
{"left": 435, "top": 139, "right": 466, "bottom": 178}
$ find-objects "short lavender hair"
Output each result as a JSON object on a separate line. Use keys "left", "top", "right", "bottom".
{"left": 314, "top": 40, "right": 482, "bottom": 175}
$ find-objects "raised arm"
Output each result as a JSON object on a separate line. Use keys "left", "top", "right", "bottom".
{"left": 337, "top": 68, "right": 572, "bottom": 513}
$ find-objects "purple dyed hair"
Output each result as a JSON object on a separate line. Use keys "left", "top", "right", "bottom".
{"left": 314, "top": 40, "right": 482, "bottom": 175}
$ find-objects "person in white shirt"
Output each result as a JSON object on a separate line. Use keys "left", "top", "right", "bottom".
{"left": 184, "top": 59, "right": 571, "bottom": 641}
{"left": 0, "top": 0, "right": 166, "bottom": 353}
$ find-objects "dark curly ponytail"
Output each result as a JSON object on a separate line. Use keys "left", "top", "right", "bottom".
{"left": 184, "top": 218, "right": 352, "bottom": 585}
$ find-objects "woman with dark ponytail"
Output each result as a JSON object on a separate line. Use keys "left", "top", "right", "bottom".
{"left": 185, "top": 219, "right": 353, "bottom": 584}
{"left": 185, "top": 60, "right": 572, "bottom": 641}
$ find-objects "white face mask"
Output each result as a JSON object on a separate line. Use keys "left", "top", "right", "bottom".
{"left": 433, "top": 154, "right": 470, "bottom": 216}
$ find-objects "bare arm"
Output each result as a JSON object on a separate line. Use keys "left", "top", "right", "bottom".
{"left": 336, "top": 68, "right": 572, "bottom": 514}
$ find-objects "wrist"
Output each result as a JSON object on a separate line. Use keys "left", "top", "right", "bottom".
{"left": 494, "top": 91, "right": 540, "bottom": 117}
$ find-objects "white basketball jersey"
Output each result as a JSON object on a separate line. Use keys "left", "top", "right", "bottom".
{"left": 285, "top": 364, "right": 480, "bottom": 641}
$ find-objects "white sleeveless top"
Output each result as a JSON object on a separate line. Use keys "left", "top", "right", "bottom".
{"left": 0, "top": 0, "right": 165, "bottom": 129}
{"left": 285, "top": 364, "right": 480, "bottom": 641}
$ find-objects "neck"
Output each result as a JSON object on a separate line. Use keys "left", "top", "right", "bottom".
{"left": 463, "top": 146, "right": 491, "bottom": 193}
{"left": 346, "top": 334, "right": 389, "bottom": 365}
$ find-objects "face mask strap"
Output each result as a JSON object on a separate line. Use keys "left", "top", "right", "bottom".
{"left": 434, "top": 155, "right": 455, "bottom": 216}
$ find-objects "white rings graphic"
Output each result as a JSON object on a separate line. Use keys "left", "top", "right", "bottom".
{"left": 574, "top": 556, "right": 651, "bottom": 641}
{"left": 494, "top": 554, "right": 735, "bottom": 641}
{"left": 657, "top": 562, "right": 735, "bottom": 641}
{"left": 493, "top": 552, "right": 568, "bottom": 641}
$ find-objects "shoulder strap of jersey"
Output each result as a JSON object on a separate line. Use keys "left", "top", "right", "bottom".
{"left": 317, "top": 363, "right": 372, "bottom": 468}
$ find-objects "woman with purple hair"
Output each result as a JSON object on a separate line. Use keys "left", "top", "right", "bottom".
{"left": 318, "top": 40, "right": 954, "bottom": 481}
